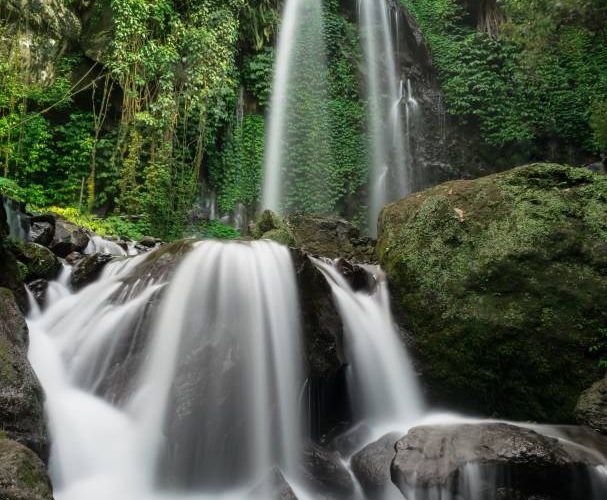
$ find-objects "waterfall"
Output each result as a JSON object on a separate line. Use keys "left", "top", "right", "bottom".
{"left": 85, "top": 235, "right": 128, "bottom": 256}
{"left": 2, "top": 195, "right": 29, "bottom": 241}
{"left": 27, "top": 241, "right": 307, "bottom": 500}
{"left": 358, "top": 0, "right": 415, "bottom": 237}
{"left": 262, "top": 0, "right": 331, "bottom": 214}
{"left": 312, "top": 258, "right": 424, "bottom": 430}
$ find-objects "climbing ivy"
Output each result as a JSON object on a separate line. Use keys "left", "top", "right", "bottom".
{"left": 210, "top": 113, "right": 265, "bottom": 214}
{"left": 400, "top": 0, "right": 607, "bottom": 158}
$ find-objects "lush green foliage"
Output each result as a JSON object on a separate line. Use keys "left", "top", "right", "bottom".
{"left": 209, "top": 0, "right": 367, "bottom": 221}
{"left": 210, "top": 114, "right": 265, "bottom": 214}
{"left": 400, "top": 0, "right": 607, "bottom": 157}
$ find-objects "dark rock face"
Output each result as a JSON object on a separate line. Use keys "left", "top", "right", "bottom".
{"left": 71, "top": 253, "right": 114, "bottom": 290}
{"left": 49, "top": 219, "right": 90, "bottom": 257}
{"left": 576, "top": 376, "right": 607, "bottom": 434}
{"left": 301, "top": 441, "right": 355, "bottom": 497}
{"left": 0, "top": 289, "right": 48, "bottom": 462}
{"left": 12, "top": 243, "right": 61, "bottom": 282}
{"left": 393, "top": 2, "right": 494, "bottom": 192}
{"left": 29, "top": 222, "right": 54, "bottom": 247}
{"left": 137, "top": 236, "right": 161, "bottom": 248}
{"left": 0, "top": 438, "right": 53, "bottom": 500}
{"left": 26, "top": 280, "right": 48, "bottom": 309}
{"left": 391, "top": 423, "right": 605, "bottom": 500}
{"left": 291, "top": 250, "right": 351, "bottom": 439}
{"left": 378, "top": 164, "right": 607, "bottom": 422}
{"left": 285, "top": 214, "right": 375, "bottom": 263}
{"left": 1, "top": 0, "right": 81, "bottom": 86}
{"left": 351, "top": 432, "right": 402, "bottom": 496}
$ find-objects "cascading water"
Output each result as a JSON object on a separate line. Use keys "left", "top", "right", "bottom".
{"left": 28, "top": 241, "right": 308, "bottom": 500}
{"left": 262, "top": 0, "right": 332, "bottom": 214}
{"left": 312, "top": 259, "right": 424, "bottom": 431}
{"left": 2, "top": 195, "right": 29, "bottom": 241}
{"left": 358, "top": 0, "right": 418, "bottom": 236}
{"left": 85, "top": 235, "right": 128, "bottom": 256}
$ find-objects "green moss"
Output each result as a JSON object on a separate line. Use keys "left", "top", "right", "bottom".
{"left": 379, "top": 164, "right": 607, "bottom": 422}
{"left": 262, "top": 228, "right": 296, "bottom": 247}
{"left": 0, "top": 340, "right": 17, "bottom": 384}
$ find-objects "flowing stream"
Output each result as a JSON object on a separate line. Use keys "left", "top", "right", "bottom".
{"left": 27, "top": 241, "right": 310, "bottom": 500}
{"left": 358, "top": 0, "right": 415, "bottom": 236}
{"left": 312, "top": 258, "right": 424, "bottom": 430}
{"left": 2, "top": 195, "right": 29, "bottom": 241}
{"left": 26, "top": 240, "right": 607, "bottom": 499}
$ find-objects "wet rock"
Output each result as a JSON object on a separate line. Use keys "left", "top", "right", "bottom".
{"left": 378, "top": 164, "right": 607, "bottom": 422}
{"left": 2, "top": 0, "right": 81, "bottom": 86}
{"left": 27, "top": 280, "right": 48, "bottom": 308}
{"left": 0, "top": 208, "right": 26, "bottom": 310}
{"left": 547, "top": 425, "right": 607, "bottom": 457}
{"left": 71, "top": 253, "right": 114, "bottom": 290}
{"left": 291, "top": 250, "right": 351, "bottom": 439}
{"left": 29, "top": 222, "right": 54, "bottom": 247}
{"left": 12, "top": 242, "right": 61, "bottom": 282}
{"left": 0, "top": 437, "right": 53, "bottom": 500}
{"left": 328, "top": 422, "right": 372, "bottom": 457}
{"left": 391, "top": 423, "right": 605, "bottom": 500}
{"left": 334, "top": 259, "right": 375, "bottom": 292}
{"left": 0, "top": 288, "right": 48, "bottom": 462}
{"left": 285, "top": 213, "right": 375, "bottom": 263}
{"left": 301, "top": 441, "right": 355, "bottom": 497}
{"left": 50, "top": 219, "right": 90, "bottom": 257}
{"left": 138, "top": 236, "right": 161, "bottom": 248}
{"left": 65, "top": 251, "right": 84, "bottom": 265}
{"left": 351, "top": 432, "right": 401, "bottom": 496}
{"left": 576, "top": 376, "right": 607, "bottom": 434}
{"left": 250, "top": 468, "right": 299, "bottom": 500}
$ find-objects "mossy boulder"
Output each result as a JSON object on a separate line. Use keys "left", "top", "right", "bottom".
{"left": 377, "top": 164, "right": 607, "bottom": 422}
{"left": 575, "top": 375, "right": 607, "bottom": 434}
{"left": 0, "top": 437, "right": 53, "bottom": 500}
{"left": 11, "top": 242, "right": 61, "bottom": 282}
{"left": 0, "top": 288, "right": 48, "bottom": 461}
{"left": 252, "top": 211, "right": 375, "bottom": 262}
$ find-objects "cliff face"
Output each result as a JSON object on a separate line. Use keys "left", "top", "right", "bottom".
{"left": 1, "top": 0, "right": 81, "bottom": 85}
{"left": 392, "top": 1, "right": 496, "bottom": 190}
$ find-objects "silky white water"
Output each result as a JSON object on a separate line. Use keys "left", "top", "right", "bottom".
{"left": 312, "top": 258, "right": 424, "bottom": 430}
{"left": 2, "top": 195, "right": 29, "bottom": 241}
{"left": 262, "top": 0, "right": 331, "bottom": 214}
{"left": 27, "top": 241, "right": 310, "bottom": 500}
{"left": 358, "top": 0, "right": 417, "bottom": 236}
{"left": 85, "top": 235, "right": 128, "bottom": 256}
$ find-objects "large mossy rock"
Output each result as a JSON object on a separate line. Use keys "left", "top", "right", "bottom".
{"left": 378, "top": 164, "right": 607, "bottom": 422}
{"left": 391, "top": 423, "right": 605, "bottom": 500}
{"left": 252, "top": 211, "right": 375, "bottom": 263}
{"left": 0, "top": 437, "right": 53, "bottom": 500}
{"left": 576, "top": 376, "right": 607, "bottom": 434}
{"left": 0, "top": 289, "right": 48, "bottom": 461}
{"left": 11, "top": 242, "right": 61, "bottom": 282}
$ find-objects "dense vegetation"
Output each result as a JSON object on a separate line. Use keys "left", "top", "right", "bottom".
{"left": 0, "top": 0, "right": 605, "bottom": 239}
{"left": 401, "top": 0, "right": 607, "bottom": 160}
{"left": 0, "top": 0, "right": 366, "bottom": 239}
